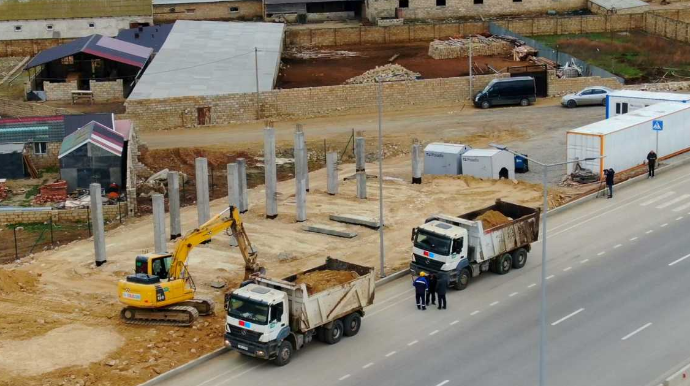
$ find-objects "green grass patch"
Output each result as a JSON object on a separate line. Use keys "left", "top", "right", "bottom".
{"left": 24, "top": 185, "right": 39, "bottom": 199}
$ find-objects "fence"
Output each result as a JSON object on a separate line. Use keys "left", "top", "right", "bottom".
{"left": 489, "top": 22, "right": 625, "bottom": 83}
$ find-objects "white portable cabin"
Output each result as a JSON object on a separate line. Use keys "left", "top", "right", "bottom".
{"left": 461, "top": 149, "right": 515, "bottom": 180}
{"left": 567, "top": 102, "right": 690, "bottom": 176}
{"left": 606, "top": 90, "right": 690, "bottom": 118}
{"left": 423, "top": 143, "right": 472, "bottom": 175}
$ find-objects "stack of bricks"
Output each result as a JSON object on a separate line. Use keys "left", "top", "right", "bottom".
{"left": 33, "top": 180, "right": 68, "bottom": 204}
{"left": 0, "top": 179, "right": 7, "bottom": 201}
{"left": 428, "top": 37, "right": 514, "bottom": 59}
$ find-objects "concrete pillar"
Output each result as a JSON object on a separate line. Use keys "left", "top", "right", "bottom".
{"left": 412, "top": 144, "right": 422, "bottom": 184}
{"left": 264, "top": 127, "right": 278, "bottom": 219}
{"left": 227, "top": 163, "right": 240, "bottom": 210}
{"left": 195, "top": 157, "right": 210, "bottom": 226}
{"left": 237, "top": 158, "right": 248, "bottom": 213}
{"left": 295, "top": 124, "right": 309, "bottom": 193}
{"left": 355, "top": 136, "right": 366, "bottom": 199}
{"left": 90, "top": 183, "right": 106, "bottom": 266}
{"left": 152, "top": 193, "right": 167, "bottom": 254}
{"left": 327, "top": 152, "right": 338, "bottom": 195}
{"left": 294, "top": 130, "right": 307, "bottom": 222}
{"left": 168, "top": 171, "right": 181, "bottom": 239}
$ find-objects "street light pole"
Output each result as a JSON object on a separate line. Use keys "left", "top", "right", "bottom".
{"left": 377, "top": 79, "right": 386, "bottom": 278}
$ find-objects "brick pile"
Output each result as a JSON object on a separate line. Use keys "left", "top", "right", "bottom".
{"left": 33, "top": 180, "right": 68, "bottom": 204}
{"left": 428, "top": 36, "right": 514, "bottom": 59}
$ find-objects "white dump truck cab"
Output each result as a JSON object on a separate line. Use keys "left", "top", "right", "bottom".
{"left": 411, "top": 217, "right": 471, "bottom": 289}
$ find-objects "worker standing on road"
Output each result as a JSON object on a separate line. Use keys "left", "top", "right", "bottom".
{"left": 413, "top": 272, "right": 429, "bottom": 310}
{"left": 426, "top": 273, "right": 437, "bottom": 306}
{"left": 604, "top": 168, "right": 615, "bottom": 198}
{"left": 646, "top": 150, "right": 658, "bottom": 178}
{"left": 436, "top": 274, "right": 448, "bottom": 310}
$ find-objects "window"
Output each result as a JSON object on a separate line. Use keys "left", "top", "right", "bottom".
{"left": 33, "top": 142, "right": 47, "bottom": 155}
{"left": 46, "top": 24, "right": 54, "bottom": 31}
{"left": 270, "top": 303, "right": 284, "bottom": 323}
{"left": 622, "top": 102, "right": 628, "bottom": 114}
{"left": 513, "top": 0, "right": 522, "bottom": 2}
{"left": 169, "top": 7, "right": 176, "bottom": 12}
{"left": 615, "top": 102, "right": 629, "bottom": 114}
{"left": 580, "top": 89, "right": 593, "bottom": 96}
{"left": 14, "top": 25, "right": 22, "bottom": 32}
{"left": 398, "top": 0, "right": 408, "bottom": 7}
{"left": 474, "top": 0, "right": 483, "bottom": 4}
{"left": 230, "top": 6, "right": 239, "bottom": 12}
{"left": 436, "top": 0, "right": 446, "bottom": 5}
{"left": 61, "top": 56, "right": 74, "bottom": 65}
{"left": 186, "top": 8, "right": 196, "bottom": 13}
{"left": 88, "top": 22, "right": 95, "bottom": 28}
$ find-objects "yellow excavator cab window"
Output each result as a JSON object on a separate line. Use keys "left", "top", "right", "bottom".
{"left": 151, "top": 256, "right": 173, "bottom": 280}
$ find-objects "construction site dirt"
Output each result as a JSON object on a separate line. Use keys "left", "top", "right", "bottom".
{"left": 277, "top": 42, "right": 523, "bottom": 89}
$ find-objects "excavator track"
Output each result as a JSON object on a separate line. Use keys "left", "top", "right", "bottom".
{"left": 179, "top": 297, "right": 215, "bottom": 316}
{"left": 120, "top": 305, "right": 200, "bottom": 327}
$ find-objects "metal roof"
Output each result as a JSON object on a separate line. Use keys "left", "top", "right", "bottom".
{"left": 588, "top": 0, "right": 648, "bottom": 9}
{"left": 128, "top": 20, "right": 285, "bottom": 100}
{"left": 424, "top": 143, "right": 470, "bottom": 154}
{"left": 64, "top": 113, "right": 115, "bottom": 137}
{"left": 59, "top": 121, "right": 125, "bottom": 158}
{"left": 116, "top": 24, "right": 174, "bottom": 54}
{"left": 0, "top": 0, "right": 151, "bottom": 21}
{"left": 608, "top": 90, "right": 690, "bottom": 102}
{"left": 463, "top": 149, "right": 502, "bottom": 157}
{"left": 25, "top": 35, "right": 153, "bottom": 70}
{"left": 0, "top": 115, "right": 64, "bottom": 143}
{"left": 568, "top": 102, "right": 690, "bottom": 136}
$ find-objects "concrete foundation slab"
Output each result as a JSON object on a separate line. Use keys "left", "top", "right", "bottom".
{"left": 302, "top": 224, "right": 357, "bottom": 238}
{"left": 329, "top": 214, "right": 380, "bottom": 229}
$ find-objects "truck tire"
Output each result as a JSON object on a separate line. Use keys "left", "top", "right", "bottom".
{"left": 342, "top": 313, "right": 361, "bottom": 337}
{"left": 273, "top": 340, "right": 293, "bottom": 366}
{"left": 496, "top": 253, "right": 512, "bottom": 275}
{"left": 323, "top": 320, "right": 344, "bottom": 345}
{"left": 454, "top": 269, "right": 470, "bottom": 290}
{"left": 512, "top": 248, "right": 528, "bottom": 269}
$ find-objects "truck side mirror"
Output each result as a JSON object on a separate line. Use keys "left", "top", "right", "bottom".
{"left": 411, "top": 228, "right": 417, "bottom": 242}
{"left": 224, "top": 292, "right": 231, "bottom": 311}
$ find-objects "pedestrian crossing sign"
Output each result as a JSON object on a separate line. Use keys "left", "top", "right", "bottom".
{"left": 653, "top": 120, "right": 663, "bottom": 131}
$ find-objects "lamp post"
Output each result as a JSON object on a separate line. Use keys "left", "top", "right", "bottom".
{"left": 377, "top": 79, "right": 386, "bottom": 278}
{"left": 489, "top": 143, "right": 602, "bottom": 386}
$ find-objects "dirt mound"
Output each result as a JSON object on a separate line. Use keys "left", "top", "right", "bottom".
{"left": 294, "top": 270, "right": 359, "bottom": 295}
{"left": 476, "top": 210, "right": 511, "bottom": 229}
{"left": 0, "top": 269, "right": 38, "bottom": 293}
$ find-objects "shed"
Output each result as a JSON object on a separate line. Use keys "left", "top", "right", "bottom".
{"left": 59, "top": 121, "right": 126, "bottom": 192}
{"left": 587, "top": 0, "right": 649, "bottom": 14}
{"left": 423, "top": 143, "right": 472, "bottom": 175}
{"left": 0, "top": 143, "right": 26, "bottom": 179}
{"left": 461, "top": 149, "right": 515, "bottom": 180}
{"left": 606, "top": 90, "right": 690, "bottom": 119}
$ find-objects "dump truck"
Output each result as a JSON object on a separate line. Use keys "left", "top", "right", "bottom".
{"left": 410, "top": 199, "right": 540, "bottom": 290}
{"left": 224, "top": 257, "right": 375, "bottom": 366}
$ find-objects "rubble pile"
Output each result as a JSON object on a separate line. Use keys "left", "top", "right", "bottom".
{"left": 429, "top": 35, "right": 514, "bottom": 59}
{"left": 283, "top": 47, "right": 361, "bottom": 60}
{"left": 0, "top": 179, "right": 7, "bottom": 201}
{"left": 345, "top": 64, "right": 420, "bottom": 84}
{"left": 33, "top": 180, "right": 67, "bottom": 204}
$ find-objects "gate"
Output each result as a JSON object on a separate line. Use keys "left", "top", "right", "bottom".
{"left": 508, "top": 64, "right": 548, "bottom": 98}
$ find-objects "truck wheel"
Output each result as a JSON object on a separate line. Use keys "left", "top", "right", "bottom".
{"left": 324, "top": 320, "right": 343, "bottom": 345}
{"left": 454, "top": 269, "right": 470, "bottom": 290}
{"left": 496, "top": 253, "right": 512, "bottom": 275}
{"left": 273, "top": 340, "right": 293, "bottom": 366}
{"left": 512, "top": 248, "right": 528, "bottom": 269}
{"left": 342, "top": 313, "right": 361, "bottom": 337}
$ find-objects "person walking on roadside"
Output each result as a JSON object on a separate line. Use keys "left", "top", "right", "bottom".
{"left": 647, "top": 150, "right": 658, "bottom": 178}
{"left": 413, "top": 272, "right": 429, "bottom": 310}
{"left": 604, "top": 168, "right": 615, "bottom": 198}
{"left": 426, "top": 273, "right": 438, "bottom": 306}
{"left": 436, "top": 274, "right": 448, "bottom": 310}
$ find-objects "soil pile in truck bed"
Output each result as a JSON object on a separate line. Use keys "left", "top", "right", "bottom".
{"left": 476, "top": 210, "right": 512, "bottom": 229}
{"left": 294, "top": 270, "right": 359, "bottom": 295}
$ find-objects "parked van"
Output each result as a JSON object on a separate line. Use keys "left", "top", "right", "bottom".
{"left": 473, "top": 77, "right": 537, "bottom": 109}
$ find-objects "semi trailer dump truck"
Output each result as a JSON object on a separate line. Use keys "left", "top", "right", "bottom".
{"left": 224, "top": 257, "right": 375, "bottom": 366}
{"left": 410, "top": 199, "right": 540, "bottom": 290}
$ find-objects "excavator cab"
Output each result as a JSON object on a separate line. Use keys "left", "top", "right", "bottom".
{"left": 127, "top": 254, "right": 174, "bottom": 284}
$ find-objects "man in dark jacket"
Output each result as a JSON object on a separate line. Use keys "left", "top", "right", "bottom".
{"left": 604, "top": 168, "right": 615, "bottom": 198}
{"left": 436, "top": 274, "right": 448, "bottom": 310}
{"left": 413, "top": 272, "right": 429, "bottom": 310}
{"left": 647, "top": 150, "right": 657, "bottom": 178}
{"left": 426, "top": 273, "right": 438, "bottom": 306}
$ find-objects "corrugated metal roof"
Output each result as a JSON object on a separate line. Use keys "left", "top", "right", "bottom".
{"left": 588, "top": 0, "right": 647, "bottom": 10}
{"left": 0, "top": 115, "right": 64, "bottom": 143}
{"left": 569, "top": 102, "right": 690, "bottom": 136}
{"left": 609, "top": 90, "right": 690, "bottom": 102}
{"left": 116, "top": 24, "right": 174, "bottom": 54}
{"left": 64, "top": 113, "right": 114, "bottom": 137}
{"left": 26, "top": 35, "right": 153, "bottom": 69}
{"left": 59, "top": 121, "right": 125, "bottom": 158}
{"left": 0, "top": 0, "right": 152, "bottom": 21}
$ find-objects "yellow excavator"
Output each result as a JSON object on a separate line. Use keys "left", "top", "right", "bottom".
{"left": 117, "top": 206, "right": 260, "bottom": 326}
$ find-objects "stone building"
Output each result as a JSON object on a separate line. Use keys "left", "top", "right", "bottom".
{"left": 153, "top": 0, "right": 263, "bottom": 22}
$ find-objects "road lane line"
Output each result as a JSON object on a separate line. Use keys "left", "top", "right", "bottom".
{"left": 661, "top": 223, "right": 668, "bottom": 228}
{"left": 646, "top": 230, "right": 653, "bottom": 234}
{"left": 436, "top": 381, "right": 450, "bottom": 386}
{"left": 212, "top": 363, "right": 265, "bottom": 386}
{"left": 580, "top": 259, "right": 589, "bottom": 264}
{"left": 528, "top": 283, "right": 537, "bottom": 288}
{"left": 365, "top": 294, "right": 414, "bottom": 318}
{"left": 597, "top": 251, "right": 605, "bottom": 256}
{"left": 641, "top": 191, "right": 676, "bottom": 206}
{"left": 197, "top": 360, "right": 259, "bottom": 386}
{"left": 489, "top": 301, "right": 499, "bottom": 306}
{"left": 675, "top": 202, "right": 690, "bottom": 212}
{"left": 630, "top": 237, "right": 638, "bottom": 241}
{"left": 509, "top": 292, "right": 519, "bottom": 297}
{"left": 429, "top": 330, "right": 439, "bottom": 336}
{"left": 669, "top": 253, "right": 690, "bottom": 266}
{"left": 546, "top": 275, "right": 555, "bottom": 280}
{"left": 363, "top": 362, "right": 374, "bottom": 369}
{"left": 621, "top": 323, "right": 653, "bottom": 341}
{"left": 563, "top": 267, "right": 572, "bottom": 272}
{"left": 614, "top": 244, "right": 622, "bottom": 249}
{"left": 407, "top": 340, "right": 418, "bottom": 346}
{"left": 385, "top": 351, "right": 397, "bottom": 357}
{"left": 450, "top": 320, "right": 459, "bottom": 325}
{"left": 339, "top": 374, "right": 351, "bottom": 381}
{"left": 677, "top": 216, "right": 684, "bottom": 221}
{"left": 470, "top": 310, "right": 480, "bottom": 316}
{"left": 656, "top": 194, "right": 690, "bottom": 209}
{"left": 551, "top": 308, "right": 585, "bottom": 326}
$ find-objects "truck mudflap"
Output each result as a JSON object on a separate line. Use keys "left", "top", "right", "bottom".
{"left": 225, "top": 333, "right": 276, "bottom": 359}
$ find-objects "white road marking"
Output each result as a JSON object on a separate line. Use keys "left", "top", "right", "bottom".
{"left": 551, "top": 308, "right": 585, "bottom": 326}
{"left": 656, "top": 194, "right": 690, "bottom": 209}
{"left": 629, "top": 237, "right": 638, "bottom": 241}
{"left": 407, "top": 340, "right": 418, "bottom": 346}
{"left": 661, "top": 223, "right": 668, "bottom": 228}
{"left": 385, "top": 351, "right": 397, "bottom": 357}
{"left": 597, "top": 251, "right": 606, "bottom": 256}
{"left": 489, "top": 301, "right": 499, "bottom": 306}
{"left": 509, "top": 292, "right": 519, "bottom": 297}
{"left": 646, "top": 230, "right": 653, "bottom": 234}
{"left": 677, "top": 216, "right": 684, "bottom": 221}
{"left": 450, "top": 320, "right": 459, "bottom": 326}
{"left": 363, "top": 362, "right": 374, "bottom": 369}
{"left": 429, "top": 330, "right": 439, "bottom": 336}
{"left": 210, "top": 362, "right": 265, "bottom": 386}
{"left": 669, "top": 253, "right": 690, "bottom": 266}
{"left": 580, "top": 259, "right": 589, "bottom": 264}
{"left": 640, "top": 191, "right": 675, "bottom": 206}
{"left": 528, "top": 283, "right": 537, "bottom": 288}
{"left": 339, "top": 374, "right": 351, "bottom": 381}
{"left": 436, "top": 381, "right": 450, "bottom": 386}
{"left": 366, "top": 292, "right": 415, "bottom": 318}
{"left": 546, "top": 275, "right": 555, "bottom": 280}
{"left": 614, "top": 244, "right": 622, "bottom": 249}
{"left": 563, "top": 267, "right": 572, "bottom": 272}
{"left": 470, "top": 310, "right": 480, "bottom": 316}
{"left": 675, "top": 202, "right": 690, "bottom": 212}
{"left": 621, "top": 323, "right": 653, "bottom": 341}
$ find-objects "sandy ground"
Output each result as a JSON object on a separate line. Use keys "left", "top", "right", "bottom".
{"left": 0, "top": 154, "right": 580, "bottom": 386}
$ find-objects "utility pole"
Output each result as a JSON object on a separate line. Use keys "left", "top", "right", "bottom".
{"left": 255, "top": 47, "right": 260, "bottom": 120}
{"left": 468, "top": 35, "right": 473, "bottom": 99}
{"left": 377, "top": 79, "right": 385, "bottom": 278}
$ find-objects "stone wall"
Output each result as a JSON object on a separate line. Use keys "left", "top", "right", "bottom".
{"left": 547, "top": 71, "right": 623, "bottom": 96}
{"left": 0, "top": 38, "right": 75, "bottom": 58}
{"left": 0, "top": 204, "right": 128, "bottom": 225}
{"left": 44, "top": 80, "right": 77, "bottom": 101}
{"left": 24, "top": 142, "right": 61, "bottom": 170}
{"left": 90, "top": 79, "right": 124, "bottom": 102}
{"left": 429, "top": 37, "right": 513, "bottom": 59}
{"left": 650, "top": 8, "right": 690, "bottom": 23}
{"left": 391, "top": 0, "right": 586, "bottom": 21}
{"left": 153, "top": 1, "right": 262, "bottom": 22}
{"left": 588, "top": 1, "right": 648, "bottom": 15}
{"left": 644, "top": 12, "right": 690, "bottom": 42}
{"left": 0, "top": 97, "right": 72, "bottom": 117}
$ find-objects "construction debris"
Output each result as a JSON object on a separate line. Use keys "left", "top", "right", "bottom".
{"left": 567, "top": 163, "right": 600, "bottom": 184}
{"left": 476, "top": 210, "right": 512, "bottom": 229}
{"left": 513, "top": 45, "right": 538, "bottom": 61}
{"left": 429, "top": 35, "right": 514, "bottom": 59}
{"left": 33, "top": 180, "right": 68, "bottom": 204}
{"left": 345, "top": 64, "right": 420, "bottom": 84}
{"left": 283, "top": 47, "right": 362, "bottom": 60}
{"left": 294, "top": 270, "right": 359, "bottom": 295}
{"left": 0, "top": 179, "right": 7, "bottom": 201}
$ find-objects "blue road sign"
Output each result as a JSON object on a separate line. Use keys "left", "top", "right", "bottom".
{"left": 653, "top": 120, "right": 664, "bottom": 131}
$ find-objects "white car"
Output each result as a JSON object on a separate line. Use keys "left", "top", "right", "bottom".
{"left": 561, "top": 86, "right": 613, "bottom": 108}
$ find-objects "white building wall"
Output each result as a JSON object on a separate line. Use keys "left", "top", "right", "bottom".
{"left": 0, "top": 16, "right": 153, "bottom": 41}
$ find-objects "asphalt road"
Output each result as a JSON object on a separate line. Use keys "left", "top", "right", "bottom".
{"left": 156, "top": 162, "right": 690, "bottom": 386}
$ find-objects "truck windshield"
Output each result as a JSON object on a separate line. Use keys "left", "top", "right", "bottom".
{"left": 228, "top": 295, "right": 269, "bottom": 325}
{"left": 414, "top": 229, "right": 451, "bottom": 256}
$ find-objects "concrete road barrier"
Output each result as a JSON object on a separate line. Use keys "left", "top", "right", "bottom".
{"left": 665, "top": 363, "right": 690, "bottom": 386}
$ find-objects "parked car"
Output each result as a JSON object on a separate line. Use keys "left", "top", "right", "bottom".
{"left": 561, "top": 86, "right": 613, "bottom": 108}
{"left": 473, "top": 77, "right": 537, "bottom": 109}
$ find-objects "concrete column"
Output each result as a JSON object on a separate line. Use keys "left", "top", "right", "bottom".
{"left": 412, "top": 144, "right": 422, "bottom": 184}
{"left": 264, "top": 127, "right": 278, "bottom": 219}
{"left": 195, "top": 157, "right": 210, "bottom": 226}
{"left": 90, "top": 183, "right": 106, "bottom": 266}
{"left": 168, "top": 171, "right": 181, "bottom": 239}
{"left": 227, "top": 163, "right": 240, "bottom": 210}
{"left": 327, "top": 152, "right": 338, "bottom": 195}
{"left": 294, "top": 130, "right": 307, "bottom": 222}
{"left": 296, "top": 124, "right": 309, "bottom": 193}
{"left": 237, "top": 158, "right": 248, "bottom": 213}
{"left": 355, "top": 136, "right": 366, "bottom": 199}
{"left": 152, "top": 194, "right": 167, "bottom": 254}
